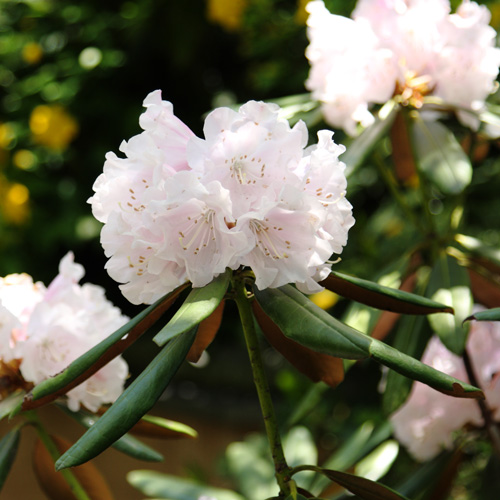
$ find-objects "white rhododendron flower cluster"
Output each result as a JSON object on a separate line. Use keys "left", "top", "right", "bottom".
{"left": 89, "top": 90, "right": 355, "bottom": 305}
{"left": 0, "top": 252, "right": 129, "bottom": 412}
{"left": 391, "top": 310, "right": 500, "bottom": 461}
{"left": 305, "top": 0, "right": 500, "bottom": 134}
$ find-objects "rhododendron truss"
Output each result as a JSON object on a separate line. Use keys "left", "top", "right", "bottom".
{"left": 305, "top": 0, "right": 500, "bottom": 135}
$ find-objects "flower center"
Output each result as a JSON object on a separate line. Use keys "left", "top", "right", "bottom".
{"left": 179, "top": 209, "right": 216, "bottom": 255}
{"left": 249, "top": 219, "right": 290, "bottom": 260}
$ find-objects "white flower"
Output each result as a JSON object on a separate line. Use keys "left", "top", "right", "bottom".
{"left": 0, "top": 252, "right": 129, "bottom": 412}
{"left": 89, "top": 91, "right": 355, "bottom": 304}
{"left": 305, "top": 0, "right": 500, "bottom": 134}
{"left": 390, "top": 307, "right": 500, "bottom": 461}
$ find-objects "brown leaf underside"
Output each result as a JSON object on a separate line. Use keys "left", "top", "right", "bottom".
{"left": 252, "top": 300, "right": 344, "bottom": 387}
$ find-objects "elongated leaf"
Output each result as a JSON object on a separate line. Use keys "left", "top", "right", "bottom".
{"left": 455, "top": 234, "right": 500, "bottom": 269}
{"left": 254, "top": 285, "right": 483, "bottom": 399}
{"left": 133, "top": 414, "right": 198, "bottom": 439}
{"left": 33, "top": 435, "right": 113, "bottom": 500}
{"left": 468, "top": 268, "right": 500, "bottom": 309}
{"left": 127, "top": 470, "right": 245, "bottom": 500}
{"left": 300, "top": 466, "right": 410, "bottom": 500}
{"left": 154, "top": 271, "right": 230, "bottom": 346}
{"left": 344, "top": 100, "right": 399, "bottom": 177}
{"left": 427, "top": 254, "right": 472, "bottom": 355}
{"left": 0, "top": 430, "right": 20, "bottom": 492}
{"left": 187, "top": 300, "right": 225, "bottom": 363}
{"left": 253, "top": 300, "right": 344, "bottom": 387}
{"left": 411, "top": 118, "right": 472, "bottom": 195}
{"left": 382, "top": 314, "right": 430, "bottom": 414}
{"left": 321, "top": 271, "right": 452, "bottom": 315}
{"left": 59, "top": 406, "right": 164, "bottom": 462}
{"left": 465, "top": 307, "right": 500, "bottom": 322}
{"left": 55, "top": 328, "right": 196, "bottom": 470}
{"left": 0, "top": 391, "right": 24, "bottom": 421}
{"left": 18, "top": 285, "right": 187, "bottom": 413}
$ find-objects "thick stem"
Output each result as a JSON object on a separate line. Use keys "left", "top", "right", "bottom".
{"left": 25, "top": 411, "right": 92, "bottom": 500}
{"left": 233, "top": 276, "right": 292, "bottom": 496}
{"left": 463, "top": 349, "right": 500, "bottom": 458}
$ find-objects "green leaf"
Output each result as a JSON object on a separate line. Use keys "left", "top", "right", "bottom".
{"left": 354, "top": 440, "right": 399, "bottom": 482}
{"left": 55, "top": 328, "right": 196, "bottom": 470}
{"left": 299, "top": 466, "right": 410, "bottom": 500}
{"left": 411, "top": 118, "right": 472, "bottom": 195}
{"left": 0, "top": 430, "right": 20, "bottom": 492}
{"left": 153, "top": 270, "right": 231, "bottom": 346}
{"left": 127, "top": 470, "right": 245, "bottom": 500}
{"left": 455, "top": 233, "right": 500, "bottom": 268}
{"left": 0, "top": 391, "right": 24, "bottom": 421}
{"left": 382, "top": 314, "right": 430, "bottom": 414}
{"left": 17, "top": 285, "right": 186, "bottom": 413}
{"left": 58, "top": 406, "right": 164, "bottom": 462}
{"left": 344, "top": 100, "right": 399, "bottom": 177}
{"left": 465, "top": 307, "right": 500, "bottom": 322}
{"left": 427, "top": 254, "right": 472, "bottom": 354}
{"left": 254, "top": 285, "right": 483, "bottom": 398}
{"left": 139, "top": 414, "right": 198, "bottom": 439}
{"left": 322, "top": 271, "right": 453, "bottom": 315}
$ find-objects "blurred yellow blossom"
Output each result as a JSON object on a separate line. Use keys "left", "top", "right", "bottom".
{"left": 0, "top": 178, "right": 30, "bottom": 225}
{"left": 0, "top": 123, "right": 15, "bottom": 149}
{"left": 29, "top": 105, "right": 79, "bottom": 151}
{"left": 22, "top": 42, "right": 43, "bottom": 64}
{"left": 309, "top": 289, "right": 338, "bottom": 310}
{"left": 206, "top": 0, "right": 248, "bottom": 31}
{"left": 295, "top": 0, "right": 311, "bottom": 24}
{"left": 13, "top": 149, "right": 37, "bottom": 170}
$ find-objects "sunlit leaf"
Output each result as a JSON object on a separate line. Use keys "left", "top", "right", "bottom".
{"left": 344, "top": 99, "right": 399, "bottom": 177}
{"left": 59, "top": 406, "right": 164, "bottom": 462}
{"left": 0, "top": 430, "right": 20, "bottom": 492}
{"left": 33, "top": 436, "right": 113, "bottom": 500}
{"left": 427, "top": 254, "right": 472, "bottom": 354}
{"left": 55, "top": 328, "right": 196, "bottom": 470}
{"left": 455, "top": 234, "right": 500, "bottom": 269}
{"left": 354, "top": 440, "right": 399, "bottom": 482}
{"left": 465, "top": 307, "right": 500, "bottom": 323}
{"left": 254, "top": 285, "right": 483, "bottom": 399}
{"left": 322, "top": 271, "right": 452, "bottom": 315}
{"left": 127, "top": 470, "right": 245, "bottom": 500}
{"left": 154, "top": 270, "right": 231, "bottom": 346}
{"left": 0, "top": 391, "right": 24, "bottom": 421}
{"left": 133, "top": 414, "right": 198, "bottom": 440}
{"left": 253, "top": 300, "right": 344, "bottom": 387}
{"left": 18, "top": 285, "right": 186, "bottom": 413}
{"left": 411, "top": 118, "right": 472, "bottom": 195}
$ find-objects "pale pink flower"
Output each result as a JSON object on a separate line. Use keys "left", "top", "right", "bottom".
{"left": 391, "top": 307, "right": 500, "bottom": 461}
{"left": 0, "top": 253, "right": 129, "bottom": 412}
{"left": 89, "top": 91, "right": 354, "bottom": 303}
{"left": 306, "top": 0, "right": 500, "bottom": 134}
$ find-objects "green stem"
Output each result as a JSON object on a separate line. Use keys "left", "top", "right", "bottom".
{"left": 25, "top": 411, "right": 92, "bottom": 500}
{"left": 233, "top": 276, "right": 292, "bottom": 497}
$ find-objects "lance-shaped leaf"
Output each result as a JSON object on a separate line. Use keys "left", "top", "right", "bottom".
{"left": 468, "top": 268, "right": 500, "bottom": 309}
{"left": 344, "top": 99, "right": 399, "bottom": 177}
{"left": 17, "top": 284, "right": 187, "bottom": 413}
{"left": 295, "top": 466, "right": 410, "bottom": 500}
{"left": 55, "top": 328, "right": 196, "bottom": 470}
{"left": 132, "top": 414, "right": 198, "bottom": 440}
{"left": 33, "top": 435, "right": 113, "bottom": 500}
{"left": 0, "top": 391, "right": 24, "bottom": 422}
{"left": 411, "top": 118, "right": 472, "bottom": 195}
{"left": 59, "top": 406, "right": 164, "bottom": 462}
{"left": 252, "top": 300, "right": 344, "bottom": 387}
{"left": 427, "top": 254, "right": 472, "bottom": 355}
{"left": 0, "top": 429, "right": 20, "bottom": 492}
{"left": 382, "top": 314, "right": 430, "bottom": 414}
{"left": 127, "top": 470, "right": 245, "bottom": 500}
{"left": 465, "top": 307, "right": 500, "bottom": 323}
{"left": 187, "top": 301, "right": 225, "bottom": 363}
{"left": 254, "top": 285, "right": 483, "bottom": 399}
{"left": 455, "top": 234, "right": 500, "bottom": 269}
{"left": 154, "top": 270, "right": 231, "bottom": 347}
{"left": 321, "top": 271, "right": 452, "bottom": 315}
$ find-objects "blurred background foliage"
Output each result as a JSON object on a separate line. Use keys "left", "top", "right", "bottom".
{"left": 2, "top": 1, "right": 500, "bottom": 498}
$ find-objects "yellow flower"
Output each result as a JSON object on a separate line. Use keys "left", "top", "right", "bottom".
{"left": 0, "top": 179, "right": 30, "bottom": 225}
{"left": 206, "top": 0, "right": 248, "bottom": 31}
{"left": 13, "top": 149, "right": 37, "bottom": 170}
{"left": 22, "top": 42, "right": 43, "bottom": 65}
{"left": 309, "top": 289, "right": 338, "bottom": 310}
{"left": 29, "top": 105, "right": 79, "bottom": 151}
